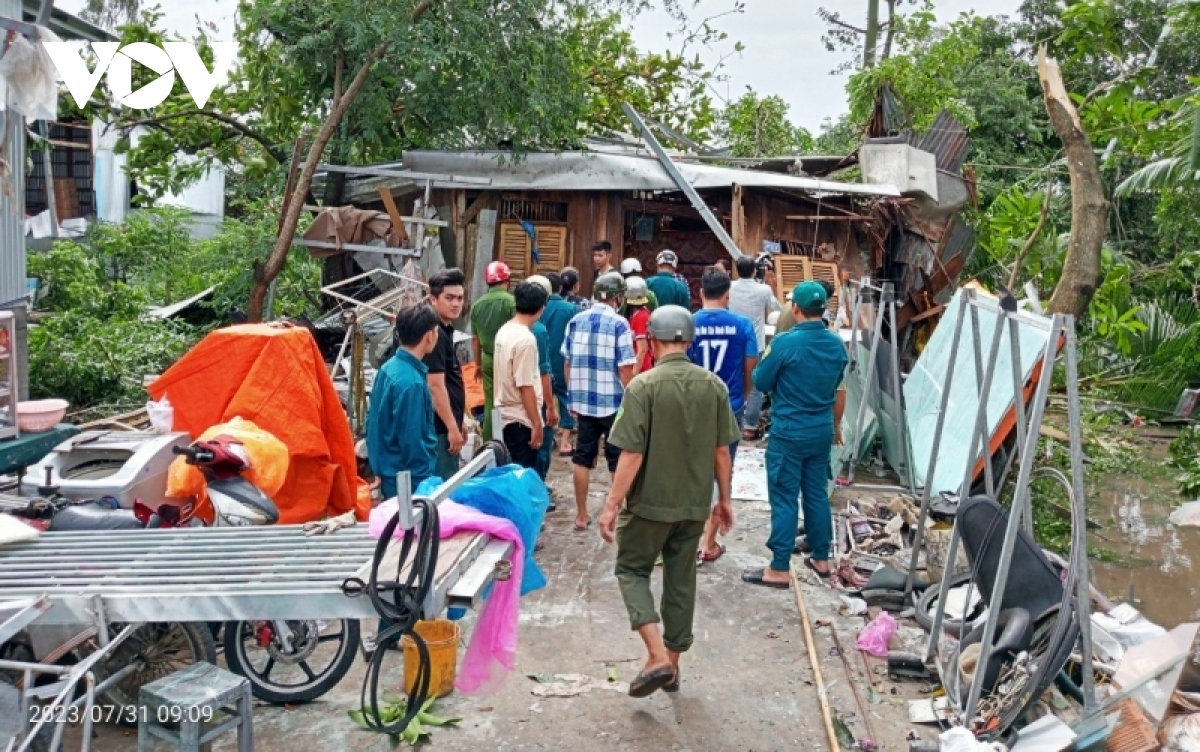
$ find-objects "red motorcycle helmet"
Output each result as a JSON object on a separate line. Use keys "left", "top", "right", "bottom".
{"left": 485, "top": 261, "right": 511, "bottom": 285}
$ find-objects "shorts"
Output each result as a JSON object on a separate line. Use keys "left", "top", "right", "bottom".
{"left": 573, "top": 413, "right": 621, "bottom": 473}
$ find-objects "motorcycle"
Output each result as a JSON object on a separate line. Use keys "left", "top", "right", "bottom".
{"left": 7, "top": 436, "right": 360, "bottom": 709}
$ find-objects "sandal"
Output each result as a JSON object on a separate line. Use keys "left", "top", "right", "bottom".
{"left": 803, "top": 556, "right": 831, "bottom": 580}
{"left": 573, "top": 519, "right": 591, "bottom": 532}
{"left": 664, "top": 669, "right": 680, "bottom": 693}
{"left": 628, "top": 666, "right": 675, "bottom": 698}
{"left": 696, "top": 543, "right": 726, "bottom": 564}
{"left": 741, "top": 567, "right": 790, "bottom": 590}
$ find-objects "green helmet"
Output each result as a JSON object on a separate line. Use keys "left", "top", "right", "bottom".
{"left": 593, "top": 271, "right": 626, "bottom": 300}
{"left": 649, "top": 305, "right": 695, "bottom": 342}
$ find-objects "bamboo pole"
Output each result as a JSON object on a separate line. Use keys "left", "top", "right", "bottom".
{"left": 791, "top": 563, "right": 841, "bottom": 752}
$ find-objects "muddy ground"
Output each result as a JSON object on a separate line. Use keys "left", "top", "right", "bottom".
{"left": 95, "top": 448, "right": 935, "bottom": 752}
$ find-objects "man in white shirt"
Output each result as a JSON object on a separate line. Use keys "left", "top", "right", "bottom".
{"left": 494, "top": 282, "right": 552, "bottom": 469}
{"left": 728, "top": 255, "right": 779, "bottom": 440}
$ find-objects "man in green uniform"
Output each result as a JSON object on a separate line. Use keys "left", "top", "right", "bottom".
{"left": 598, "top": 305, "right": 740, "bottom": 698}
{"left": 646, "top": 250, "right": 691, "bottom": 309}
{"left": 744, "top": 281, "right": 848, "bottom": 588}
{"left": 470, "top": 260, "right": 516, "bottom": 442}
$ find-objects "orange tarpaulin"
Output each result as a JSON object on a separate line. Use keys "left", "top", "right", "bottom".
{"left": 148, "top": 324, "right": 367, "bottom": 524}
{"left": 462, "top": 362, "right": 485, "bottom": 412}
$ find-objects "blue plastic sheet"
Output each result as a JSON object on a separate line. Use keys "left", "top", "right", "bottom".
{"left": 416, "top": 465, "right": 549, "bottom": 595}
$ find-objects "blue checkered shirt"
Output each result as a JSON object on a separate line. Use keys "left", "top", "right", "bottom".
{"left": 561, "top": 304, "right": 636, "bottom": 417}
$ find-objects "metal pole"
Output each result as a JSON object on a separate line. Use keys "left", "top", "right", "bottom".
{"left": 967, "top": 302, "right": 996, "bottom": 497}
{"left": 38, "top": 122, "right": 58, "bottom": 239}
{"left": 904, "top": 293, "right": 968, "bottom": 602}
{"left": 847, "top": 289, "right": 886, "bottom": 483}
{"left": 885, "top": 283, "right": 913, "bottom": 488}
{"left": 961, "top": 315, "right": 1063, "bottom": 721}
{"left": 923, "top": 297, "right": 982, "bottom": 660}
{"left": 622, "top": 102, "right": 745, "bottom": 260}
{"left": 395, "top": 470, "right": 413, "bottom": 530}
{"left": 1006, "top": 314, "right": 1031, "bottom": 535}
{"left": 1064, "top": 318, "right": 1097, "bottom": 711}
{"left": 847, "top": 277, "right": 867, "bottom": 373}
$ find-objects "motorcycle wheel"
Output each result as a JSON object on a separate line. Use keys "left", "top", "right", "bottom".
{"left": 87, "top": 622, "right": 217, "bottom": 727}
{"left": 223, "top": 619, "right": 360, "bottom": 704}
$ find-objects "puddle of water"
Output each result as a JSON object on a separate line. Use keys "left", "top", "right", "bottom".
{"left": 1089, "top": 471, "right": 1200, "bottom": 629}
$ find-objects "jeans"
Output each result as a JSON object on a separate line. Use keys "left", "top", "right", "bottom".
{"left": 552, "top": 375, "right": 574, "bottom": 431}
{"left": 766, "top": 433, "right": 833, "bottom": 571}
{"left": 744, "top": 389, "right": 764, "bottom": 432}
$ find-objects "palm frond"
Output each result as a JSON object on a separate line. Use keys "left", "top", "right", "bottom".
{"left": 1116, "top": 102, "right": 1200, "bottom": 196}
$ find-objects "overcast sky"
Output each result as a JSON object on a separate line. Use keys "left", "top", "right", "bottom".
{"left": 58, "top": 0, "right": 1024, "bottom": 132}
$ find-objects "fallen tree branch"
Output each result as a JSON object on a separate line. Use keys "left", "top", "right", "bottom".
{"left": 1038, "top": 46, "right": 1108, "bottom": 319}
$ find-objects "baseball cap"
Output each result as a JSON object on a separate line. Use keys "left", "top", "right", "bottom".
{"left": 792, "top": 280, "right": 828, "bottom": 309}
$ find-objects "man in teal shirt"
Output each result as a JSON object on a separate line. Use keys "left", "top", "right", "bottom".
{"left": 367, "top": 304, "right": 441, "bottom": 499}
{"left": 743, "top": 281, "right": 847, "bottom": 589}
{"left": 646, "top": 250, "right": 691, "bottom": 309}
{"left": 527, "top": 276, "right": 561, "bottom": 483}
{"left": 541, "top": 272, "right": 581, "bottom": 455}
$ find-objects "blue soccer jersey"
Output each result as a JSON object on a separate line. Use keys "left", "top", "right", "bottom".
{"left": 688, "top": 308, "right": 759, "bottom": 412}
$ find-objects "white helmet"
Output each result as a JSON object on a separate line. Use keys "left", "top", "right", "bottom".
{"left": 625, "top": 276, "right": 650, "bottom": 305}
{"left": 620, "top": 257, "right": 642, "bottom": 275}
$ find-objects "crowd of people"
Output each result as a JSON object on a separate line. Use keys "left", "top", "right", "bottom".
{"left": 364, "top": 239, "right": 846, "bottom": 698}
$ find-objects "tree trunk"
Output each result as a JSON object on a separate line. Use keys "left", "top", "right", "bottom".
{"left": 246, "top": 0, "right": 438, "bottom": 322}
{"left": 864, "top": 0, "right": 881, "bottom": 69}
{"left": 1038, "top": 46, "right": 1107, "bottom": 319}
{"left": 246, "top": 41, "right": 389, "bottom": 322}
{"left": 881, "top": 0, "right": 897, "bottom": 62}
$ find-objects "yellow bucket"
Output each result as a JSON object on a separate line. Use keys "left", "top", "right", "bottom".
{"left": 400, "top": 619, "right": 460, "bottom": 699}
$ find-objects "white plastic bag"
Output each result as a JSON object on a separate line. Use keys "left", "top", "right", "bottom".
{"left": 939, "top": 727, "right": 1007, "bottom": 751}
{"left": 146, "top": 396, "right": 174, "bottom": 434}
{"left": 0, "top": 29, "right": 61, "bottom": 121}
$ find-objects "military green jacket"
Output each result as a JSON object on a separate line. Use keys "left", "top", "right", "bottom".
{"left": 608, "top": 353, "right": 741, "bottom": 523}
{"left": 470, "top": 286, "right": 515, "bottom": 371}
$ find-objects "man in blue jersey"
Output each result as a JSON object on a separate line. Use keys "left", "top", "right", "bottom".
{"left": 688, "top": 268, "right": 759, "bottom": 564}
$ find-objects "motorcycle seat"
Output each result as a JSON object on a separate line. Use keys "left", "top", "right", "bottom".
{"left": 52, "top": 502, "right": 144, "bottom": 532}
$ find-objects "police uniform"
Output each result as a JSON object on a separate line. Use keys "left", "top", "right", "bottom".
{"left": 752, "top": 282, "right": 847, "bottom": 572}
{"left": 470, "top": 285, "right": 515, "bottom": 441}
{"left": 608, "top": 353, "right": 740, "bottom": 652}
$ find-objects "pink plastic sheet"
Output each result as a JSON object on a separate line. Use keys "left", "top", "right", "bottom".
{"left": 370, "top": 499, "right": 523, "bottom": 694}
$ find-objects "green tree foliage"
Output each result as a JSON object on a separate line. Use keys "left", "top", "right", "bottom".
{"left": 716, "top": 91, "right": 813, "bottom": 157}
{"left": 25, "top": 210, "right": 322, "bottom": 410}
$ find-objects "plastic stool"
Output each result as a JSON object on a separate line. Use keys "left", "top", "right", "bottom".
{"left": 137, "top": 662, "right": 253, "bottom": 752}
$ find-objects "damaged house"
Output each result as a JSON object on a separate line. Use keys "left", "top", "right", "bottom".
{"left": 303, "top": 109, "right": 976, "bottom": 358}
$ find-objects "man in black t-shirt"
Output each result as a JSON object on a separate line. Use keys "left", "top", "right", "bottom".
{"left": 423, "top": 268, "right": 468, "bottom": 480}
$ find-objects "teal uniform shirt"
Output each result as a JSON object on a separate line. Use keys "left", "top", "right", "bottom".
{"left": 647, "top": 271, "right": 691, "bottom": 309}
{"left": 752, "top": 320, "right": 847, "bottom": 442}
{"left": 541, "top": 294, "right": 579, "bottom": 382}
{"left": 367, "top": 349, "right": 437, "bottom": 498}
{"left": 532, "top": 321, "right": 552, "bottom": 376}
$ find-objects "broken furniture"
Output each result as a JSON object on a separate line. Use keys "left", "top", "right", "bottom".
{"left": 18, "top": 430, "right": 190, "bottom": 508}
{"left": 0, "top": 422, "right": 79, "bottom": 488}
{"left": 903, "top": 288, "right": 1095, "bottom": 740}
{"left": 138, "top": 662, "right": 253, "bottom": 752}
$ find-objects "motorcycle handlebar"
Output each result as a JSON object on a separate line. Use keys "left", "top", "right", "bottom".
{"left": 172, "top": 445, "right": 215, "bottom": 464}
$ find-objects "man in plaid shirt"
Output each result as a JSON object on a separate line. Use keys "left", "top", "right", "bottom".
{"left": 561, "top": 272, "right": 637, "bottom": 531}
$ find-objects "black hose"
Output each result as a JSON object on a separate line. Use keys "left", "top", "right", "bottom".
{"left": 341, "top": 496, "right": 440, "bottom": 735}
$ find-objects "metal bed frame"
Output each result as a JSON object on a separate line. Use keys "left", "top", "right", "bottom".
{"left": 0, "top": 447, "right": 514, "bottom": 751}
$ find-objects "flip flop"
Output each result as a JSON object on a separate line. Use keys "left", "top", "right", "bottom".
{"left": 663, "top": 669, "right": 680, "bottom": 693}
{"left": 628, "top": 666, "right": 676, "bottom": 698}
{"left": 803, "top": 557, "right": 832, "bottom": 580}
{"left": 573, "top": 519, "right": 591, "bottom": 532}
{"left": 558, "top": 446, "right": 574, "bottom": 457}
{"left": 696, "top": 543, "right": 726, "bottom": 564}
{"left": 741, "top": 567, "right": 790, "bottom": 590}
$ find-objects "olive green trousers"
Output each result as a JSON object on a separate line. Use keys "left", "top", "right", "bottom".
{"left": 614, "top": 511, "right": 705, "bottom": 653}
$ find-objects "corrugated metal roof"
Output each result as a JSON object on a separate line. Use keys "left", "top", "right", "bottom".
{"left": 21, "top": 0, "right": 116, "bottom": 41}
{"left": 402, "top": 149, "right": 901, "bottom": 197}
{"left": 911, "top": 110, "right": 971, "bottom": 173}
